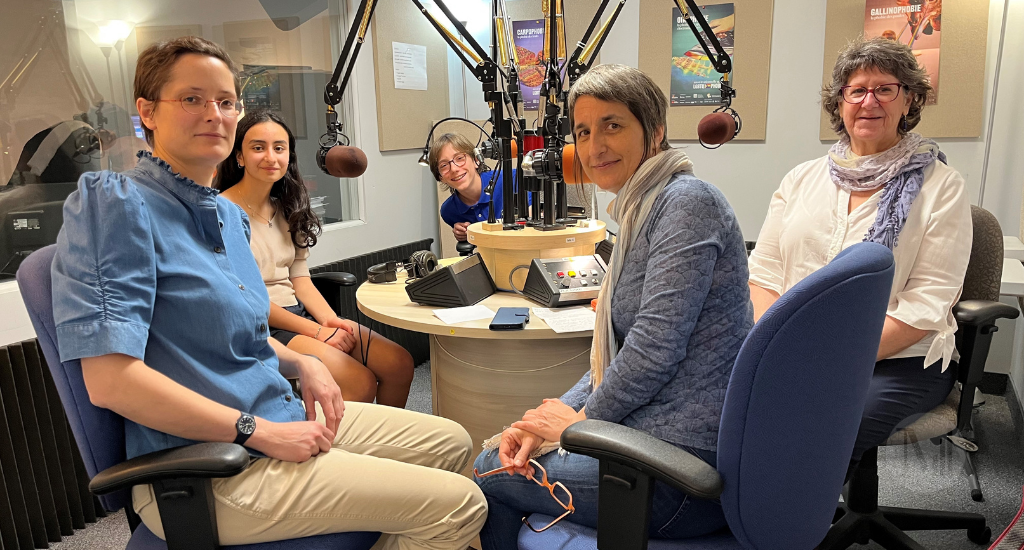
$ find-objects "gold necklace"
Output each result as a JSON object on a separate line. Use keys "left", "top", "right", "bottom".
{"left": 242, "top": 196, "right": 277, "bottom": 228}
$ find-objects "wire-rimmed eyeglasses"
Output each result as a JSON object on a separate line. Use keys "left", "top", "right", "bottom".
{"left": 154, "top": 95, "right": 244, "bottom": 118}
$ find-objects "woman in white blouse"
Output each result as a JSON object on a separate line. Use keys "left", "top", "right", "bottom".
{"left": 748, "top": 38, "right": 972, "bottom": 473}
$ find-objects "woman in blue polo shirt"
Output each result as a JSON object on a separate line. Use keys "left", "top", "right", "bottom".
{"left": 430, "top": 132, "right": 515, "bottom": 241}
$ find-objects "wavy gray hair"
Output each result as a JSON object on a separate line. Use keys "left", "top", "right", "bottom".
{"left": 822, "top": 37, "right": 932, "bottom": 139}
{"left": 568, "top": 64, "right": 670, "bottom": 161}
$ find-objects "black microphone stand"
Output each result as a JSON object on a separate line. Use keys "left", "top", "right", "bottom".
{"left": 521, "top": 0, "right": 735, "bottom": 228}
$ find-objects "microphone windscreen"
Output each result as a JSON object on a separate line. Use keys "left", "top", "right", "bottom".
{"left": 561, "top": 144, "right": 593, "bottom": 184}
{"left": 697, "top": 112, "right": 737, "bottom": 146}
{"left": 324, "top": 145, "right": 368, "bottom": 178}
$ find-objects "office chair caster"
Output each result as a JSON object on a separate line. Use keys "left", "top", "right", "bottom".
{"left": 968, "top": 525, "right": 991, "bottom": 544}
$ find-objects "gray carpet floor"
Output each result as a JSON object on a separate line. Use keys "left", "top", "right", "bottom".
{"left": 50, "top": 362, "right": 1024, "bottom": 549}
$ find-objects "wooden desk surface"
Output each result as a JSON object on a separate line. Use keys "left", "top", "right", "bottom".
{"left": 356, "top": 274, "right": 594, "bottom": 340}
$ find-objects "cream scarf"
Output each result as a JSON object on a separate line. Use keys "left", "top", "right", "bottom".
{"left": 591, "top": 147, "right": 694, "bottom": 387}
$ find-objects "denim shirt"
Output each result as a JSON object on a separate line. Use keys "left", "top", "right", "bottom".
{"left": 52, "top": 152, "right": 305, "bottom": 459}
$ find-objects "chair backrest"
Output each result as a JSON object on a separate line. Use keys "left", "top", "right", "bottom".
{"left": 717, "top": 242, "right": 894, "bottom": 550}
{"left": 961, "top": 205, "right": 1003, "bottom": 303}
{"left": 16, "top": 244, "right": 131, "bottom": 512}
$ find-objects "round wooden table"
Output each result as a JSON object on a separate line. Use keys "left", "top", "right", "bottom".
{"left": 468, "top": 219, "right": 606, "bottom": 291}
{"left": 356, "top": 275, "right": 592, "bottom": 474}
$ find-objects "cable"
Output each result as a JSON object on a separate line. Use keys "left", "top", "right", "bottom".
{"left": 0, "top": 253, "right": 20, "bottom": 277}
{"left": 508, "top": 264, "right": 530, "bottom": 295}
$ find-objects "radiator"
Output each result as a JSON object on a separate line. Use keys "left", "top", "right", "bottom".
{"left": 310, "top": 239, "right": 434, "bottom": 366}
{"left": 0, "top": 340, "right": 105, "bottom": 550}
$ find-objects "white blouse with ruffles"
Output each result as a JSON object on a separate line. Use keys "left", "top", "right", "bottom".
{"left": 748, "top": 155, "right": 972, "bottom": 372}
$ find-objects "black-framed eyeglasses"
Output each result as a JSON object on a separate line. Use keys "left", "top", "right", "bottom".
{"left": 438, "top": 153, "right": 469, "bottom": 175}
{"left": 840, "top": 83, "right": 903, "bottom": 104}
{"left": 155, "top": 95, "right": 244, "bottom": 118}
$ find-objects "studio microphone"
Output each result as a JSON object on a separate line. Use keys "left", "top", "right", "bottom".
{"left": 560, "top": 144, "right": 592, "bottom": 184}
{"left": 316, "top": 144, "right": 368, "bottom": 178}
{"left": 697, "top": 111, "right": 739, "bottom": 146}
{"left": 521, "top": 144, "right": 594, "bottom": 184}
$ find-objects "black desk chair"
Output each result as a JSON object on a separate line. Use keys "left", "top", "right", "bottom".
{"left": 820, "top": 205, "right": 1017, "bottom": 549}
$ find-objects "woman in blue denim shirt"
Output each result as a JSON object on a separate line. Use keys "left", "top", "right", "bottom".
{"left": 472, "top": 64, "right": 753, "bottom": 550}
{"left": 51, "top": 36, "right": 485, "bottom": 548}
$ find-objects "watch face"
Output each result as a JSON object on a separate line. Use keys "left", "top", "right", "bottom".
{"left": 238, "top": 415, "right": 256, "bottom": 435}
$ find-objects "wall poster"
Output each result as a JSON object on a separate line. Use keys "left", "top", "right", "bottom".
{"left": 864, "top": 0, "right": 943, "bottom": 104}
{"left": 670, "top": 3, "right": 735, "bottom": 106}
{"left": 513, "top": 19, "right": 548, "bottom": 111}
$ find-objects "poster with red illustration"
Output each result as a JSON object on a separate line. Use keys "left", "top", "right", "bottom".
{"left": 864, "top": 0, "right": 942, "bottom": 104}
{"left": 512, "top": 19, "right": 548, "bottom": 111}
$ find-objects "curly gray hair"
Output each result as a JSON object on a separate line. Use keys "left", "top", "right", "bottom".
{"left": 822, "top": 37, "right": 932, "bottom": 139}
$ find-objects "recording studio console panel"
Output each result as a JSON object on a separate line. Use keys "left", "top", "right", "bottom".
{"left": 522, "top": 255, "right": 608, "bottom": 307}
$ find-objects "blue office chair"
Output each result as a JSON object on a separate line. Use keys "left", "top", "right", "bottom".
{"left": 518, "top": 241, "right": 896, "bottom": 550}
{"left": 17, "top": 245, "right": 381, "bottom": 550}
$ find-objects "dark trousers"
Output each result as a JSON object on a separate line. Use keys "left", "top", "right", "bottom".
{"left": 848, "top": 356, "right": 958, "bottom": 476}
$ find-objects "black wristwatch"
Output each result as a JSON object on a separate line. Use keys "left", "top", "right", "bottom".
{"left": 233, "top": 412, "right": 256, "bottom": 446}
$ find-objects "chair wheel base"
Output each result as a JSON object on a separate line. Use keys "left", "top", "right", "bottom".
{"left": 967, "top": 526, "right": 991, "bottom": 544}
{"left": 971, "top": 489, "right": 983, "bottom": 502}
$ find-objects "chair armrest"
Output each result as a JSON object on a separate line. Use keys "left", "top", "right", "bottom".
{"left": 561, "top": 420, "right": 723, "bottom": 500}
{"left": 954, "top": 300, "right": 1020, "bottom": 327}
{"left": 89, "top": 443, "right": 250, "bottom": 495}
{"left": 311, "top": 271, "right": 358, "bottom": 287}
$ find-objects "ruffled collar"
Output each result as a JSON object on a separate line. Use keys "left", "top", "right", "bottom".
{"left": 133, "top": 150, "right": 219, "bottom": 205}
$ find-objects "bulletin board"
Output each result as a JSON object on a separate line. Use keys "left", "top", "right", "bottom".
{"left": 371, "top": 0, "right": 452, "bottom": 152}
{"left": 638, "top": 0, "right": 773, "bottom": 141}
{"left": 819, "top": 0, "right": 989, "bottom": 140}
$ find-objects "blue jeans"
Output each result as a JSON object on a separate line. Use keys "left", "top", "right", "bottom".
{"left": 473, "top": 442, "right": 727, "bottom": 550}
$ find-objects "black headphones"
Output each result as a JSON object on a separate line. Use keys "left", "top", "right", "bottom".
{"left": 367, "top": 250, "right": 439, "bottom": 283}
{"left": 418, "top": 118, "right": 491, "bottom": 171}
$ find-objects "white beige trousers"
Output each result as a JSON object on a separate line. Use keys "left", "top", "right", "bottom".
{"left": 133, "top": 402, "right": 487, "bottom": 550}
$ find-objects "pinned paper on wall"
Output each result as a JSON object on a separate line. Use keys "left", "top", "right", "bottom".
{"left": 392, "top": 42, "right": 428, "bottom": 91}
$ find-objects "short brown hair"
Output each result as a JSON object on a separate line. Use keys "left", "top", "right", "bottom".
{"left": 427, "top": 132, "right": 484, "bottom": 184}
{"left": 134, "top": 36, "right": 240, "bottom": 144}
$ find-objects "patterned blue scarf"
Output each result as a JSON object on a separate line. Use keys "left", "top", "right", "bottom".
{"left": 828, "top": 134, "right": 944, "bottom": 250}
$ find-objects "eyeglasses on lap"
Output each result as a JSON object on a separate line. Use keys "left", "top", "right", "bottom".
{"left": 840, "top": 83, "right": 903, "bottom": 104}
{"left": 154, "top": 95, "right": 244, "bottom": 118}
{"left": 474, "top": 458, "right": 575, "bottom": 533}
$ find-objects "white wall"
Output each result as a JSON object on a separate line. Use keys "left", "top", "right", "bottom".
{"left": 991, "top": 0, "right": 1024, "bottom": 411}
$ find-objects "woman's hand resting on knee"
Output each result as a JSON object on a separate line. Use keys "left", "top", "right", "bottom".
{"left": 296, "top": 355, "right": 345, "bottom": 434}
{"left": 511, "top": 399, "right": 584, "bottom": 442}
{"left": 498, "top": 427, "right": 543, "bottom": 477}
{"left": 247, "top": 418, "right": 335, "bottom": 463}
{"left": 320, "top": 317, "right": 358, "bottom": 354}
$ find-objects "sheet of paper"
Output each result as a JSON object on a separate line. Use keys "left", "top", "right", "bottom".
{"left": 433, "top": 305, "right": 494, "bottom": 325}
{"left": 392, "top": 42, "right": 428, "bottom": 91}
{"left": 532, "top": 307, "right": 596, "bottom": 334}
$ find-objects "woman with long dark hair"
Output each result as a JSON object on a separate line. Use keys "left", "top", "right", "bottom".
{"left": 217, "top": 110, "right": 414, "bottom": 407}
